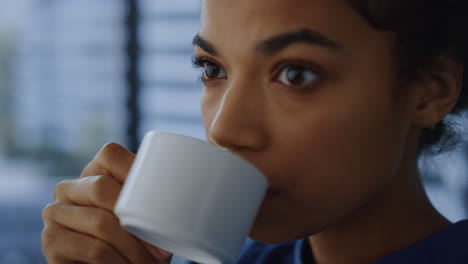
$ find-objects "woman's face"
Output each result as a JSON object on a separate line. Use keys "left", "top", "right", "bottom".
{"left": 196, "top": 0, "right": 416, "bottom": 243}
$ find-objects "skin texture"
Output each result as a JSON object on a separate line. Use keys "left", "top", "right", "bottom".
{"left": 42, "top": 0, "right": 463, "bottom": 263}
{"left": 196, "top": 0, "right": 462, "bottom": 263}
{"left": 41, "top": 143, "right": 173, "bottom": 264}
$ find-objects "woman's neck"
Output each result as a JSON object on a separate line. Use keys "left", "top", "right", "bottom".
{"left": 308, "top": 146, "right": 450, "bottom": 264}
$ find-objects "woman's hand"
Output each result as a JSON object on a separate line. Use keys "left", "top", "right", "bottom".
{"left": 41, "top": 143, "right": 173, "bottom": 264}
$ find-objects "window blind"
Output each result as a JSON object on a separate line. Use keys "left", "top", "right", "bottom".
{"left": 139, "top": 0, "right": 205, "bottom": 141}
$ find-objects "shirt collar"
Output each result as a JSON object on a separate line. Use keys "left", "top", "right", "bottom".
{"left": 294, "top": 220, "right": 468, "bottom": 264}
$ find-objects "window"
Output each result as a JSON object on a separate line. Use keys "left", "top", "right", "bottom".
{"left": 138, "top": 0, "right": 204, "bottom": 140}
{"left": 0, "top": 1, "right": 126, "bottom": 263}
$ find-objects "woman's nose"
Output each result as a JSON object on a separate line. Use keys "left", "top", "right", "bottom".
{"left": 207, "top": 79, "right": 269, "bottom": 152}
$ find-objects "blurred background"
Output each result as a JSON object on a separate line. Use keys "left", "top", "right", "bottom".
{"left": 0, "top": 0, "right": 467, "bottom": 263}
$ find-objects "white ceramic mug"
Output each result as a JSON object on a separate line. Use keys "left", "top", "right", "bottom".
{"left": 114, "top": 131, "right": 268, "bottom": 264}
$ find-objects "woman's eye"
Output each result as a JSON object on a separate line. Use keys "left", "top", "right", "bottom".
{"left": 276, "top": 64, "right": 319, "bottom": 87}
{"left": 202, "top": 61, "right": 227, "bottom": 81}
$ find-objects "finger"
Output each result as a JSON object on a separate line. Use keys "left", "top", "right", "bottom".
{"left": 81, "top": 143, "right": 135, "bottom": 184}
{"left": 143, "top": 242, "right": 173, "bottom": 263}
{"left": 42, "top": 220, "right": 130, "bottom": 264}
{"left": 54, "top": 175, "right": 121, "bottom": 211}
{"left": 44, "top": 203, "right": 162, "bottom": 264}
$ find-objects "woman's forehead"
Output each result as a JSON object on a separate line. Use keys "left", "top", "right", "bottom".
{"left": 199, "top": 0, "right": 370, "bottom": 33}
{"left": 200, "top": 0, "right": 363, "bottom": 14}
{"left": 198, "top": 0, "right": 382, "bottom": 54}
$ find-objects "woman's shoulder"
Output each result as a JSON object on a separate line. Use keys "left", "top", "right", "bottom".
{"left": 171, "top": 237, "right": 308, "bottom": 264}
{"left": 233, "top": 237, "right": 308, "bottom": 264}
{"left": 375, "top": 219, "right": 468, "bottom": 264}
{"left": 171, "top": 220, "right": 468, "bottom": 264}
{"left": 235, "top": 221, "right": 468, "bottom": 264}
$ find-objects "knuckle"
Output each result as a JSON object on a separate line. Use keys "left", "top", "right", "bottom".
{"left": 81, "top": 142, "right": 125, "bottom": 178}
{"left": 87, "top": 239, "right": 111, "bottom": 262}
{"left": 53, "top": 180, "right": 72, "bottom": 202}
{"left": 80, "top": 161, "right": 94, "bottom": 178}
{"left": 92, "top": 209, "right": 115, "bottom": 237}
{"left": 94, "top": 173, "right": 112, "bottom": 190}
{"left": 41, "top": 225, "right": 58, "bottom": 250}
{"left": 89, "top": 175, "right": 113, "bottom": 206}
{"left": 81, "top": 143, "right": 126, "bottom": 178}
{"left": 42, "top": 203, "right": 57, "bottom": 221}
{"left": 99, "top": 142, "right": 124, "bottom": 162}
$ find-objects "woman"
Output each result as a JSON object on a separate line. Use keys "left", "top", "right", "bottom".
{"left": 42, "top": 0, "right": 468, "bottom": 263}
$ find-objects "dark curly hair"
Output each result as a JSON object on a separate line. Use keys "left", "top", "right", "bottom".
{"left": 351, "top": 0, "right": 468, "bottom": 155}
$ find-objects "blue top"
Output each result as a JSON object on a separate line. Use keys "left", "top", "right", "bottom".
{"left": 171, "top": 220, "right": 468, "bottom": 264}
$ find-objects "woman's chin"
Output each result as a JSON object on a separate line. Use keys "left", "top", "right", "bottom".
{"left": 248, "top": 218, "right": 298, "bottom": 244}
{"left": 248, "top": 230, "right": 287, "bottom": 244}
{"left": 248, "top": 196, "right": 299, "bottom": 243}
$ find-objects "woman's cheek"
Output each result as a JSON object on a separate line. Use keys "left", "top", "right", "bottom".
{"left": 279, "top": 104, "right": 395, "bottom": 190}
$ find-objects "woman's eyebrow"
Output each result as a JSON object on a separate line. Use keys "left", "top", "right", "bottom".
{"left": 256, "top": 28, "right": 343, "bottom": 55}
{"left": 192, "top": 34, "right": 219, "bottom": 56}
{"left": 192, "top": 28, "right": 342, "bottom": 57}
